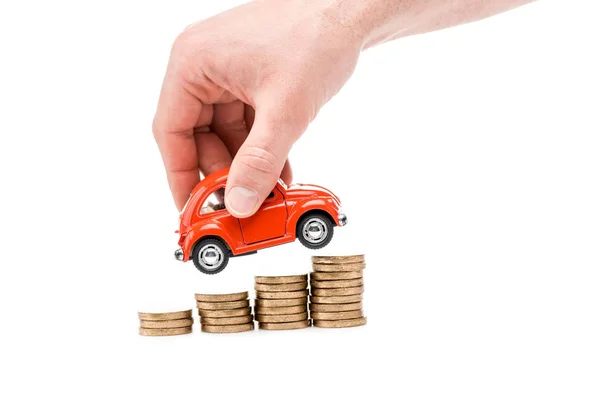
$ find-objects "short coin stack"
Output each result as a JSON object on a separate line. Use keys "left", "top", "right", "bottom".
{"left": 138, "top": 309, "right": 194, "bottom": 336}
{"left": 310, "top": 255, "right": 367, "bottom": 328}
{"left": 195, "top": 291, "right": 254, "bottom": 333}
{"left": 254, "top": 275, "right": 310, "bottom": 330}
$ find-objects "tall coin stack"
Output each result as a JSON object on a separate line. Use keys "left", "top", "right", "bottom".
{"left": 195, "top": 292, "right": 254, "bottom": 333}
{"left": 138, "top": 309, "right": 194, "bottom": 336}
{"left": 310, "top": 255, "right": 367, "bottom": 328}
{"left": 254, "top": 275, "right": 310, "bottom": 330}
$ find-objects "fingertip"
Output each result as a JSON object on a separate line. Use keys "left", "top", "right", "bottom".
{"left": 281, "top": 159, "right": 293, "bottom": 185}
{"left": 175, "top": 197, "right": 187, "bottom": 212}
{"left": 174, "top": 185, "right": 193, "bottom": 212}
{"left": 167, "top": 168, "right": 201, "bottom": 213}
{"left": 225, "top": 185, "right": 260, "bottom": 218}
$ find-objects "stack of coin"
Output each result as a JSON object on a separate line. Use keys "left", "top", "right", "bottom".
{"left": 254, "top": 275, "right": 310, "bottom": 330}
{"left": 138, "top": 309, "right": 194, "bottom": 336}
{"left": 195, "top": 292, "right": 254, "bottom": 333}
{"left": 310, "top": 255, "right": 367, "bottom": 328}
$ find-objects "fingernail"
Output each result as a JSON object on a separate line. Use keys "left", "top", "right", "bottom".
{"left": 227, "top": 186, "right": 259, "bottom": 217}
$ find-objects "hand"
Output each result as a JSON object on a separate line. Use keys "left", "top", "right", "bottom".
{"left": 153, "top": 0, "right": 362, "bottom": 217}
{"left": 154, "top": 0, "right": 534, "bottom": 217}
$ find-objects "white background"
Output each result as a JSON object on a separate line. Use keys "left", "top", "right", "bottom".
{"left": 1, "top": 0, "right": 599, "bottom": 398}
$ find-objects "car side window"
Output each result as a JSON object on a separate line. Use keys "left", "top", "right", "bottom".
{"left": 267, "top": 191, "right": 275, "bottom": 199}
{"left": 200, "top": 187, "right": 226, "bottom": 215}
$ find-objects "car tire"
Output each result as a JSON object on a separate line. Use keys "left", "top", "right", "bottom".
{"left": 192, "top": 238, "right": 230, "bottom": 275}
{"left": 296, "top": 212, "right": 334, "bottom": 250}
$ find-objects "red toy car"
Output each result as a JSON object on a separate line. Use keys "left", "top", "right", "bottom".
{"left": 174, "top": 168, "right": 347, "bottom": 274}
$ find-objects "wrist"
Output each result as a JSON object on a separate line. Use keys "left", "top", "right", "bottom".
{"left": 319, "top": 0, "right": 414, "bottom": 49}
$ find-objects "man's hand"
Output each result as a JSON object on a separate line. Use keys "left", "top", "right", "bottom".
{"left": 153, "top": 0, "right": 361, "bottom": 217}
{"left": 153, "top": 0, "right": 535, "bottom": 217}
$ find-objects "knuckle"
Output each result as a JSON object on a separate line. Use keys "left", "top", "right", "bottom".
{"left": 237, "top": 146, "right": 280, "bottom": 177}
{"left": 171, "top": 28, "right": 196, "bottom": 58}
{"left": 151, "top": 117, "right": 161, "bottom": 138}
{"left": 169, "top": 29, "right": 209, "bottom": 81}
{"left": 214, "top": 108, "right": 246, "bottom": 132}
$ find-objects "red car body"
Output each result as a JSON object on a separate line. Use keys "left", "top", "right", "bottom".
{"left": 174, "top": 168, "right": 346, "bottom": 273}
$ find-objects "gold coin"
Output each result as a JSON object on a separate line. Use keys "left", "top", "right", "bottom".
{"left": 310, "top": 278, "right": 363, "bottom": 289}
{"left": 254, "top": 282, "right": 307, "bottom": 292}
{"left": 138, "top": 309, "right": 192, "bottom": 321}
{"left": 258, "top": 320, "right": 310, "bottom": 330}
{"left": 310, "top": 272, "right": 362, "bottom": 281}
{"left": 310, "top": 294, "right": 363, "bottom": 304}
{"left": 254, "top": 305, "right": 308, "bottom": 315}
{"left": 256, "top": 290, "right": 309, "bottom": 299}
{"left": 139, "top": 318, "right": 194, "bottom": 329}
{"left": 200, "top": 315, "right": 253, "bottom": 325}
{"left": 311, "top": 286, "right": 364, "bottom": 297}
{"left": 198, "top": 307, "right": 251, "bottom": 318}
{"left": 194, "top": 292, "right": 248, "bottom": 302}
{"left": 255, "top": 298, "right": 306, "bottom": 307}
{"left": 255, "top": 312, "right": 309, "bottom": 323}
{"left": 196, "top": 299, "right": 249, "bottom": 310}
{"left": 309, "top": 302, "right": 362, "bottom": 312}
{"left": 312, "top": 255, "right": 365, "bottom": 264}
{"left": 313, "top": 317, "right": 367, "bottom": 328}
{"left": 312, "top": 262, "right": 366, "bottom": 272}
{"left": 139, "top": 326, "right": 193, "bottom": 336}
{"left": 311, "top": 310, "right": 364, "bottom": 320}
{"left": 201, "top": 323, "right": 254, "bottom": 333}
{"left": 255, "top": 275, "right": 308, "bottom": 284}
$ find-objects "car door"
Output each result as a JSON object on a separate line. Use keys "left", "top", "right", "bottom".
{"left": 239, "top": 187, "right": 287, "bottom": 244}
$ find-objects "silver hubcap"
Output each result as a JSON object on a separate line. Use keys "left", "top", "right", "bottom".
{"left": 199, "top": 244, "right": 224, "bottom": 270}
{"left": 302, "top": 218, "right": 328, "bottom": 244}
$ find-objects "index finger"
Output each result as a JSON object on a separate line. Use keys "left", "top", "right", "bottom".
{"left": 153, "top": 66, "right": 203, "bottom": 211}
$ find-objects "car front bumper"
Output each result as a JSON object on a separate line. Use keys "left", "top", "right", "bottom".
{"left": 338, "top": 213, "right": 348, "bottom": 226}
{"left": 174, "top": 248, "right": 184, "bottom": 261}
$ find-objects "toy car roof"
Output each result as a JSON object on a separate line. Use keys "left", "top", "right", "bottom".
{"left": 191, "top": 167, "right": 230, "bottom": 195}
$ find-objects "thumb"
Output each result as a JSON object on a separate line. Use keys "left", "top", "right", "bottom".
{"left": 225, "top": 106, "right": 307, "bottom": 218}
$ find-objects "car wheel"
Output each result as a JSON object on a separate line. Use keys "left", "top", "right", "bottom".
{"left": 297, "top": 213, "right": 334, "bottom": 250}
{"left": 192, "top": 238, "right": 230, "bottom": 274}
